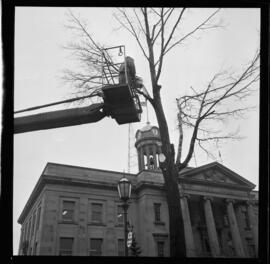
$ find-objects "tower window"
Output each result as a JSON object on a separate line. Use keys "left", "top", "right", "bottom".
{"left": 148, "top": 156, "right": 155, "bottom": 170}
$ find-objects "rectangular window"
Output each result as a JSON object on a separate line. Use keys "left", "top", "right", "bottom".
{"left": 27, "top": 218, "right": 32, "bottom": 241}
{"left": 91, "top": 203, "right": 103, "bottom": 223}
{"left": 246, "top": 238, "right": 255, "bottom": 257}
{"left": 154, "top": 203, "right": 161, "bottom": 222}
{"left": 118, "top": 239, "right": 124, "bottom": 256}
{"left": 62, "top": 201, "right": 75, "bottom": 221}
{"left": 19, "top": 228, "right": 24, "bottom": 255}
{"left": 227, "top": 232, "right": 235, "bottom": 256}
{"left": 223, "top": 215, "right": 229, "bottom": 227}
{"left": 117, "top": 205, "right": 123, "bottom": 224}
{"left": 33, "top": 242, "right": 38, "bottom": 255}
{"left": 22, "top": 223, "right": 27, "bottom": 242}
{"left": 59, "top": 237, "right": 73, "bottom": 256}
{"left": 242, "top": 207, "right": 250, "bottom": 229}
{"left": 89, "top": 238, "right": 102, "bottom": 256}
{"left": 157, "top": 241, "right": 164, "bottom": 257}
{"left": 199, "top": 229, "right": 211, "bottom": 255}
{"left": 31, "top": 212, "right": 36, "bottom": 238}
{"left": 36, "top": 207, "right": 41, "bottom": 233}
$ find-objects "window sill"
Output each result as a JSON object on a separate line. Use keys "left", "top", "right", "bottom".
{"left": 154, "top": 221, "right": 165, "bottom": 226}
{"left": 115, "top": 223, "right": 124, "bottom": 227}
{"left": 59, "top": 220, "right": 77, "bottom": 225}
{"left": 88, "top": 222, "right": 106, "bottom": 226}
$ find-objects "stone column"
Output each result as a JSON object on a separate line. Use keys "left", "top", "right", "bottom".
{"left": 203, "top": 196, "right": 221, "bottom": 257}
{"left": 246, "top": 200, "right": 258, "bottom": 256}
{"left": 180, "top": 194, "right": 196, "bottom": 257}
{"left": 152, "top": 145, "right": 157, "bottom": 169}
{"left": 139, "top": 147, "right": 144, "bottom": 170}
{"left": 145, "top": 145, "right": 150, "bottom": 169}
{"left": 226, "top": 199, "right": 246, "bottom": 257}
{"left": 137, "top": 149, "right": 141, "bottom": 171}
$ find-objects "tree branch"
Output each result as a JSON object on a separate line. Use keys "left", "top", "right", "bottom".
{"left": 176, "top": 99, "right": 183, "bottom": 165}
{"left": 163, "top": 8, "right": 221, "bottom": 56}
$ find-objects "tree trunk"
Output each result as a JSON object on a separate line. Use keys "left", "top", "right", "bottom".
{"left": 163, "top": 162, "right": 186, "bottom": 257}
{"left": 153, "top": 91, "right": 186, "bottom": 257}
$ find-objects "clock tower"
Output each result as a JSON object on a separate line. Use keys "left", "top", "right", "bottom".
{"left": 135, "top": 122, "right": 162, "bottom": 171}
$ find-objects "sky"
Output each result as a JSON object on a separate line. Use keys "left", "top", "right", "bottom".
{"left": 13, "top": 7, "right": 260, "bottom": 254}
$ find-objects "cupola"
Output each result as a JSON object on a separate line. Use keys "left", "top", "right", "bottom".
{"left": 135, "top": 122, "right": 162, "bottom": 171}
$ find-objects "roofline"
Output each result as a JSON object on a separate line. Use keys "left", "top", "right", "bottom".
{"left": 18, "top": 162, "right": 137, "bottom": 224}
{"left": 44, "top": 162, "right": 136, "bottom": 177}
{"left": 18, "top": 161, "right": 256, "bottom": 224}
{"left": 17, "top": 176, "right": 45, "bottom": 224}
{"left": 180, "top": 162, "right": 256, "bottom": 188}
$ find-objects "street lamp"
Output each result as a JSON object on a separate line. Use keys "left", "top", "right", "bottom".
{"left": 117, "top": 176, "right": 132, "bottom": 256}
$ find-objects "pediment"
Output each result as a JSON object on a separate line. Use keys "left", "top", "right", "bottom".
{"left": 180, "top": 162, "right": 255, "bottom": 189}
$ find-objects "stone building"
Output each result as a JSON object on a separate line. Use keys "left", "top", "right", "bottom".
{"left": 17, "top": 123, "right": 258, "bottom": 257}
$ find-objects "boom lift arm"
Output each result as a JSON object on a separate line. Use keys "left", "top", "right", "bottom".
{"left": 14, "top": 103, "right": 106, "bottom": 134}
{"left": 14, "top": 45, "right": 143, "bottom": 134}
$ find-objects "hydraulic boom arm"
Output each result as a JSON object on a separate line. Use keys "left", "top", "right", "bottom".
{"left": 14, "top": 103, "right": 106, "bottom": 134}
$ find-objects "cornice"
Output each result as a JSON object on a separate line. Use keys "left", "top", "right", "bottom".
{"left": 179, "top": 162, "right": 256, "bottom": 189}
{"left": 179, "top": 177, "right": 253, "bottom": 191}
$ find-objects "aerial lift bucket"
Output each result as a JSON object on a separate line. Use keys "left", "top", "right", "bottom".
{"left": 101, "top": 45, "right": 142, "bottom": 124}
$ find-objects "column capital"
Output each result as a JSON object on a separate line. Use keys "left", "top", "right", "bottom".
{"left": 246, "top": 200, "right": 256, "bottom": 206}
{"left": 203, "top": 196, "right": 213, "bottom": 202}
{"left": 180, "top": 193, "right": 190, "bottom": 199}
{"left": 225, "top": 198, "right": 235, "bottom": 204}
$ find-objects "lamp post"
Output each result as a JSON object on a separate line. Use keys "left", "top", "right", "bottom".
{"left": 117, "top": 176, "right": 132, "bottom": 256}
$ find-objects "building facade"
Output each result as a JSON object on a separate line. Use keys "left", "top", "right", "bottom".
{"left": 17, "top": 124, "right": 258, "bottom": 257}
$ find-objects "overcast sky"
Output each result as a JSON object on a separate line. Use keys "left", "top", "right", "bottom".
{"left": 13, "top": 7, "right": 260, "bottom": 254}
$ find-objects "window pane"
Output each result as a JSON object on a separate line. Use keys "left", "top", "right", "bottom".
{"left": 118, "top": 239, "right": 124, "bottom": 256}
{"left": 246, "top": 238, "right": 255, "bottom": 257}
{"left": 90, "top": 239, "right": 102, "bottom": 256}
{"left": 64, "top": 201, "right": 75, "bottom": 210}
{"left": 62, "top": 201, "right": 75, "bottom": 221}
{"left": 27, "top": 218, "right": 32, "bottom": 241}
{"left": 92, "top": 204, "right": 102, "bottom": 222}
{"left": 242, "top": 207, "right": 250, "bottom": 228}
{"left": 36, "top": 207, "right": 41, "bottom": 232}
{"left": 33, "top": 242, "right": 37, "bottom": 255}
{"left": 117, "top": 205, "right": 123, "bottom": 223}
{"left": 31, "top": 213, "right": 36, "bottom": 238}
{"left": 154, "top": 203, "right": 161, "bottom": 222}
{"left": 157, "top": 241, "right": 164, "bottom": 257}
{"left": 59, "top": 238, "right": 73, "bottom": 256}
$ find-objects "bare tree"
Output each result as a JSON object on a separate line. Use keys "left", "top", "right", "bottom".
{"left": 63, "top": 8, "right": 259, "bottom": 257}
{"left": 176, "top": 52, "right": 259, "bottom": 165}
